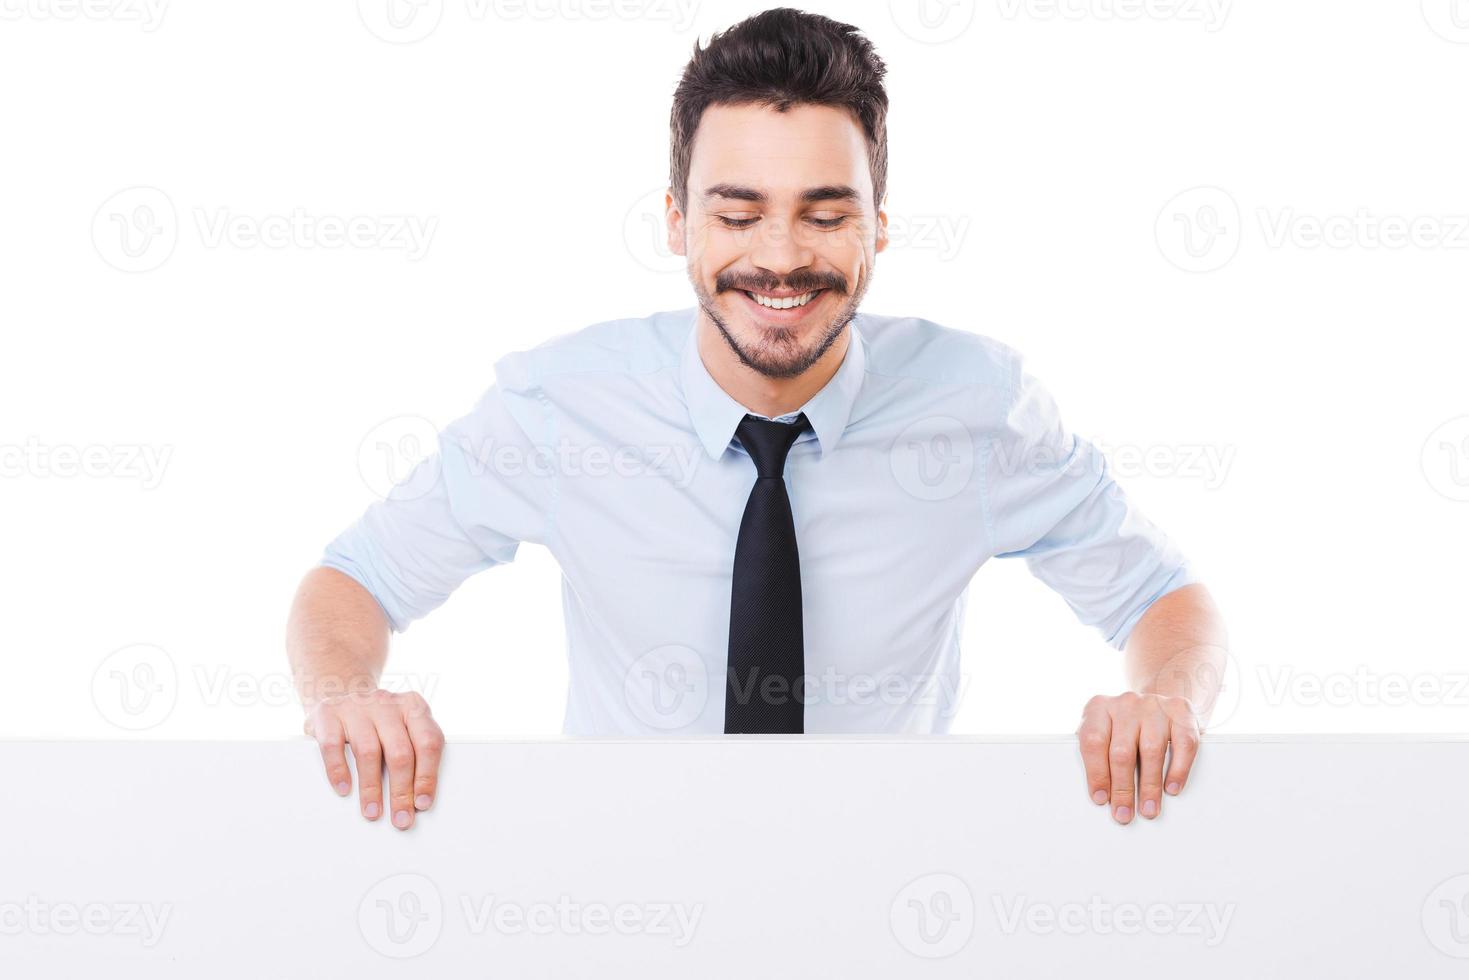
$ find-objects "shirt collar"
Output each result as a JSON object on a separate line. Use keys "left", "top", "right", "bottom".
{"left": 678, "top": 307, "right": 867, "bottom": 462}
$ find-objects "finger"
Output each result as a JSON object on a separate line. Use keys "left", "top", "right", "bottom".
{"left": 1108, "top": 715, "right": 1140, "bottom": 824}
{"left": 343, "top": 714, "right": 384, "bottom": 821}
{"left": 1165, "top": 718, "right": 1201, "bottom": 795}
{"left": 1136, "top": 713, "right": 1170, "bottom": 819}
{"left": 375, "top": 713, "right": 417, "bottom": 831}
{"left": 1076, "top": 700, "right": 1112, "bottom": 806}
{"left": 404, "top": 707, "right": 444, "bottom": 812}
{"left": 311, "top": 710, "right": 352, "bottom": 797}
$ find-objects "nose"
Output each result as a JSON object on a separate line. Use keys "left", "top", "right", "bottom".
{"left": 746, "top": 214, "right": 816, "bottom": 280}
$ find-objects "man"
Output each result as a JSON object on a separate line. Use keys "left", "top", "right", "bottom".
{"left": 286, "top": 7, "right": 1228, "bottom": 833}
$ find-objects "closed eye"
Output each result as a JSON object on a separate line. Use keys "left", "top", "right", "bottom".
{"left": 716, "top": 216, "right": 851, "bottom": 229}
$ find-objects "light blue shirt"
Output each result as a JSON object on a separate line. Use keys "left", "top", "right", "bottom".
{"left": 321, "top": 306, "right": 1197, "bottom": 734}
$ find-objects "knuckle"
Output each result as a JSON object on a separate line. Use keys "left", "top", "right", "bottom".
{"left": 417, "top": 729, "right": 445, "bottom": 752}
{"left": 1138, "top": 738, "right": 1166, "bottom": 756}
{"left": 384, "top": 746, "right": 415, "bottom": 769}
{"left": 1109, "top": 746, "right": 1135, "bottom": 765}
{"left": 1079, "top": 731, "right": 1108, "bottom": 751}
{"left": 334, "top": 704, "right": 365, "bottom": 725}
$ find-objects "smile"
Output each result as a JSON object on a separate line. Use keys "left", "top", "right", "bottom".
{"left": 742, "top": 288, "right": 824, "bottom": 309}
{"left": 735, "top": 288, "right": 830, "bottom": 323}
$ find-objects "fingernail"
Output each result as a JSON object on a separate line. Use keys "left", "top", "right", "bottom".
{"left": 1114, "top": 806, "right": 1131, "bottom": 823}
{"left": 1166, "top": 781, "right": 1181, "bottom": 795}
{"left": 1141, "top": 799, "right": 1157, "bottom": 818}
{"left": 364, "top": 802, "right": 381, "bottom": 819}
{"left": 415, "top": 794, "right": 432, "bottom": 810}
{"left": 393, "top": 810, "right": 411, "bottom": 828}
{"left": 335, "top": 781, "right": 350, "bottom": 796}
{"left": 1092, "top": 790, "right": 1108, "bottom": 805}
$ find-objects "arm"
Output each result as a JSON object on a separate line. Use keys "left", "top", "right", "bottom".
{"left": 288, "top": 371, "right": 553, "bottom": 830}
{"left": 978, "top": 354, "right": 1223, "bottom": 825}
{"left": 1076, "top": 582, "right": 1229, "bottom": 824}
{"left": 286, "top": 565, "right": 390, "bottom": 704}
{"left": 286, "top": 565, "right": 444, "bottom": 832}
{"left": 1124, "top": 581, "right": 1229, "bottom": 725}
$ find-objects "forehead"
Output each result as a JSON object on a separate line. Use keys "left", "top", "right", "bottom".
{"left": 688, "top": 102, "right": 871, "bottom": 202}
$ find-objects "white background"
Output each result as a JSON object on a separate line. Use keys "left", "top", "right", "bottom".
{"left": 2, "top": 0, "right": 1466, "bottom": 739}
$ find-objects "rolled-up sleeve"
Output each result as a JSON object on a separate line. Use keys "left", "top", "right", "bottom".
{"left": 983, "top": 357, "right": 1198, "bottom": 650}
{"left": 320, "top": 354, "right": 554, "bottom": 633}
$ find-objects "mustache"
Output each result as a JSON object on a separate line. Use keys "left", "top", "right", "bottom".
{"left": 717, "top": 272, "right": 847, "bottom": 294}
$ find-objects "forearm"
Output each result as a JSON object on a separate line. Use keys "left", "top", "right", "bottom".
{"left": 1123, "top": 582, "right": 1229, "bottom": 727}
{"left": 286, "top": 566, "right": 392, "bottom": 709}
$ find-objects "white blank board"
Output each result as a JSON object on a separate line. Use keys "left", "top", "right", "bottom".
{"left": 1, "top": 736, "right": 1465, "bottom": 976}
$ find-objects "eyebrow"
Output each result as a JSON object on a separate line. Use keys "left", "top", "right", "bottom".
{"left": 700, "top": 183, "right": 861, "bottom": 206}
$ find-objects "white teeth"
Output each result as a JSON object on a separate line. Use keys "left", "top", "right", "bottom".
{"left": 748, "top": 290, "right": 818, "bottom": 310}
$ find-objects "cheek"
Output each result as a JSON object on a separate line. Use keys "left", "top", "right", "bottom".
{"left": 692, "top": 238, "right": 742, "bottom": 279}
{"left": 818, "top": 237, "right": 866, "bottom": 275}
{"left": 829, "top": 256, "right": 865, "bottom": 289}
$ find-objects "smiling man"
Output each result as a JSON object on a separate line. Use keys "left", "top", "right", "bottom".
{"left": 286, "top": 7, "right": 1228, "bottom": 832}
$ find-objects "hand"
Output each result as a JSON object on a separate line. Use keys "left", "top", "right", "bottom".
{"left": 303, "top": 689, "right": 444, "bottom": 831}
{"left": 1075, "top": 691, "right": 1200, "bottom": 824}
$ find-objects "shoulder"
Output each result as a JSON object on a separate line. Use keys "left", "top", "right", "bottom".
{"left": 491, "top": 308, "right": 689, "bottom": 391}
{"left": 855, "top": 310, "right": 1023, "bottom": 397}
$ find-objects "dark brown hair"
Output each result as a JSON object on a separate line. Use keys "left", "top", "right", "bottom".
{"left": 668, "top": 7, "right": 890, "bottom": 216}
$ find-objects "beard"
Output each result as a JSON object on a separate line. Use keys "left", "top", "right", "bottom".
{"left": 689, "top": 263, "right": 871, "bottom": 380}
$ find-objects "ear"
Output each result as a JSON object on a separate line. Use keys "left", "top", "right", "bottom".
{"left": 665, "top": 187, "right": 687, "bottom": 257}
{"left": 874, "top": 196, "right": 890, "bottom": 254}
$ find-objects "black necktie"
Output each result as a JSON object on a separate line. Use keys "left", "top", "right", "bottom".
{"left": 725, "top": 412, "right": 811, "bottom": 734}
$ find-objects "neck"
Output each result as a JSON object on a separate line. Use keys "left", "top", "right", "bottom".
{"left": 696, "top": 315, "right": 850, "bottom": 418}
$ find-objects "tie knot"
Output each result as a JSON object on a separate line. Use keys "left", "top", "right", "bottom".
{"left": 735, "top": 413, "right": 811, "bottom": 478}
